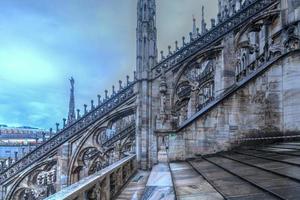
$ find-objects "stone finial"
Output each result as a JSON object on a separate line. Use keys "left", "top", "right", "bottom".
{"left": 232, "top": 1, "right": 236, "bottom": 14}
{"left": 119, "top": 80, "right": 123, "bottom": 90}
{"left": 134, "top": 71, "right": 137, "bottom": 80}
{"left": 68, "top": 77, "right": 76, "bottom": 124}
{"left": 175, "top": 41, "right": 179, "bottom": 50}
{"left": 49, "top": 128, "right": 53, "bottom": 137}
{"left": 112, "top": 85, "right": 116, "bottom": 95}
{"left": 217, "top": 13, "right": 221, "bottom": 23}
{"left": 56, "top": 123, "right": 60, "bottom": 132}
{"left": 35, "top": 136, "right": 38, "bottom": 144}
{"left": 14, "top": 152, "right": 18, "bottom": 161}
{"left": 182, "top": 36, "right": 186, "bottom": 46}
{"left": 91, "top": 100, "right": 95, "bottom": 109}
{"left": 189, "top": 32, "right": 193, "bottom": 41}
{"left": 0, "top": 160, "right": 4, "bottom": 169}
{"left": 160, "top": 50, "right": 165, "bottom": 60}
{"left": 22, "top": 147, "right": 25, "bottom": 156}
{"left": 225, "top": 6, "right": 229, "bottom": 17}
{"left": 211, "top": 18, "right": 216, "bottom": 28}
{"left": 97, "top": 95, "right": 101, "bottom": 105}
{"left": 126, "top": 75, "right": 130, "bottom": 85}
{"left": 63, "top": 118, "right": 66, "bottom": 127}
{"left": 104, "top": 90, "right": 108, "bottom": 99}
{"left": 201, "top": 6, "right": 208, "bottom": 34}
{"left": 42, "top": 132, "right": 46, "bottom": 142}
{"left": 8, "top": 157, "right": 12, "bottom": 166}
{"left": 84, "top": 104, "right": 88, "bottom": 114}
{"left": 192, "top": 15, "right": 197, "bottom": 38}
{"left": 168, "top": 45, "right": 172, "bottom": 55}
{"left": 196, "top": 27, "right": 200, "bottom": 35}
{"left": 77, "top": 109, "right": 81, "bottom": 118}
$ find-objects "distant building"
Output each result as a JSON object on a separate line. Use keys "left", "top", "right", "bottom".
{"left": 0, "top": 124, "right": 49, "bottom": 160}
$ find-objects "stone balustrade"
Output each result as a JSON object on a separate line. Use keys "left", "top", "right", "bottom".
{"left": 0, "top": 81, "right": 136, "bottom": 184}
{"left": 152, "top": 0, "right": 278, "bottom": 79}
{"left": 45, "top": 155, "right": 137, "bottom": 200}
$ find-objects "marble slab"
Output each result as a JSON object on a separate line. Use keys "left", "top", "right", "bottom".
{"left": 116, "top": 170, "right": 150, "bottom": 200}
{"left": 141, "top": 158, "right": 175, "bottom": 200}
{"left": 142, "top": 186, "right": 175, "bottom": 200}
{"left": 170, "top": 162, "right": 223, "bottom": 200}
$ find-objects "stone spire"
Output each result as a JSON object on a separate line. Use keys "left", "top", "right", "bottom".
{"left": 136, "top": 0, "right": 157, "bottom": 170}
{"left": 192, "top": 15, "right": 198, "bottom": 39}
{"left": 68, "top": 77, "right": 76, "bottom": 123}
{"left": 136, "top": 0, "right": 158, "bottom": 73}
{"left": 201, "top": 6, "right": 207, "bottom": 34}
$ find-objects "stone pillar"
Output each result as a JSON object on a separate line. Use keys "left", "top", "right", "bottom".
{"left": 282, "top": 54, "right": 300, "bottom": 132}
{"left": 136, "top": 0, "right": 157, "bottom": 170}
{"left": 56, "top": 143, "right": 70, "bottom": 191}
{"left": 217, "top": 33, "right": 236, "bottom": 94}
{"left": 116, "top": 168, "right": 123, "bottom": 192}
{"left": 136, "top": 75, "right": 151, "bottom": 170}
{"left": 281, "top": 0, "right": 300, "bottom": 25}
{"left": 101, "top": 176, "right": 110, "bottom": 200}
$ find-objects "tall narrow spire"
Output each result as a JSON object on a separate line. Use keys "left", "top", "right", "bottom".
{"left": 136, "top": 0, "right": 157, "bottom": 170}
{"left": 201, "top": 6, "right": 207, "bottom": 34}
{"left": 136, "top": 0, "right": 157, "bottom": 73}
{"left": 68, "top": 77, "right": 76, "bottom": 123}
{"left": 192, "top": 15, "right": 197, "bottom": 39}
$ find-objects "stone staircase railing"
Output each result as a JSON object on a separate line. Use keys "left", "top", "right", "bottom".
{"left": 179, "top": 48, "right": 300, "bottom": 130}
{"left": 0, "top": 81, "right": 136, "bottom": 184}
{"left": 152, "top": 0, "right": 278, "bottom": 79}
{"left": 45, "top": 155, "right": 137, "bottom": 200}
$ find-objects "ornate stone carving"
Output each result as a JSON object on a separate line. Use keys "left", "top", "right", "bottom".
{"left": 0, "top": 82, "right": 136, "bottom": 184}
{"left": 268, "top": 40, "right": 283, "bottom": 60}
{"left": 9, "top": 161, "right": 57, "bottom": 200}
{"left": 153, "top": 0, "right": 277, "bottom": 78}
{"left": 284, "top": 25, "right": 300, "bottom": 51}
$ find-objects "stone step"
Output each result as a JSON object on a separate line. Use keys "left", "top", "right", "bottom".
{"left": 116, "top": 170, "right": 150, "bottom": 200}
{"left": 170, "top": 161, "right": 224, "bottom": 200}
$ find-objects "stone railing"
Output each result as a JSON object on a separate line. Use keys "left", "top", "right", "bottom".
{"left": 102, "top": 122, "right": 136, "bottom": 147}
{"left": 236, "top": 53, "right": 266, "bottom": 82}
{"left": 0, "top": 82, "right": 136, "bottom": 184}
{"left": 45, "top": 155, "right": 137, "bottom": 200}
{"left": 152, "top": 0, "right": 278, "bottom": 79}
{"left": 179, "top": 47, "right": 300, "bottom": 130}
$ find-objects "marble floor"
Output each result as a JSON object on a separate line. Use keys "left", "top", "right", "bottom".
{"left": 170, "top": 162, "right": 224, "bottom": 200}
{"left": 141, "top": 162, "right": 175, "bottom": 200}
{"left": 141, "top": 149, "right": 175, "bottom": 200}
{"left": 116, "top": 170, "right": 150, "bottom": 200}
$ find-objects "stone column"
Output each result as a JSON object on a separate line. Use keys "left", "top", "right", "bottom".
{"left": 56, "top": 143, "right": 70, "bottom": 191}
{"left": 101, "top": 176, "right": 110, "bottom": 200}
{"left": 281, "top": 0, "right": 300, "bottom": 25}
{"left": 215, "top": 34, "right": 236, "bottom": 95}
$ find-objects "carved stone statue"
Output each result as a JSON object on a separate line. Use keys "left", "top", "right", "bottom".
{"left": 70, "top": 77, "right": 75, "bottom": 90}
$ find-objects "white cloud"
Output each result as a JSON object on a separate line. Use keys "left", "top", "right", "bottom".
{"left": 0, "top": 0, "right": 218, "bottom": 128}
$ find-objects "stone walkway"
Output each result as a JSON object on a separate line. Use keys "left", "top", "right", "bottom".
{"left": 116, "top": 170, "right": 150, "bottom": 200}
{"left": 117, "top": 142, "right": 300, "bottom": 199}
{"left": 188, "top": 141, "right": 300, "bottom": 199}
{"left": 141, "top": 149, "right": 175, "bottom": 200}
{"left": 141, "top": 162, "right": 175, "bottom": 200}
{"left": 170, "top": 162, "right": 223, "bottom": 200}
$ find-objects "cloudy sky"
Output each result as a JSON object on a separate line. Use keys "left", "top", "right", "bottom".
{"left": 0, "top": 0, "right": 217, "bottom": 129}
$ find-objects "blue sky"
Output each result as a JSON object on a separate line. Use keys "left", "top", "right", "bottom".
{"left": 0, "top": 0, "right": 217, "bottom": 129}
